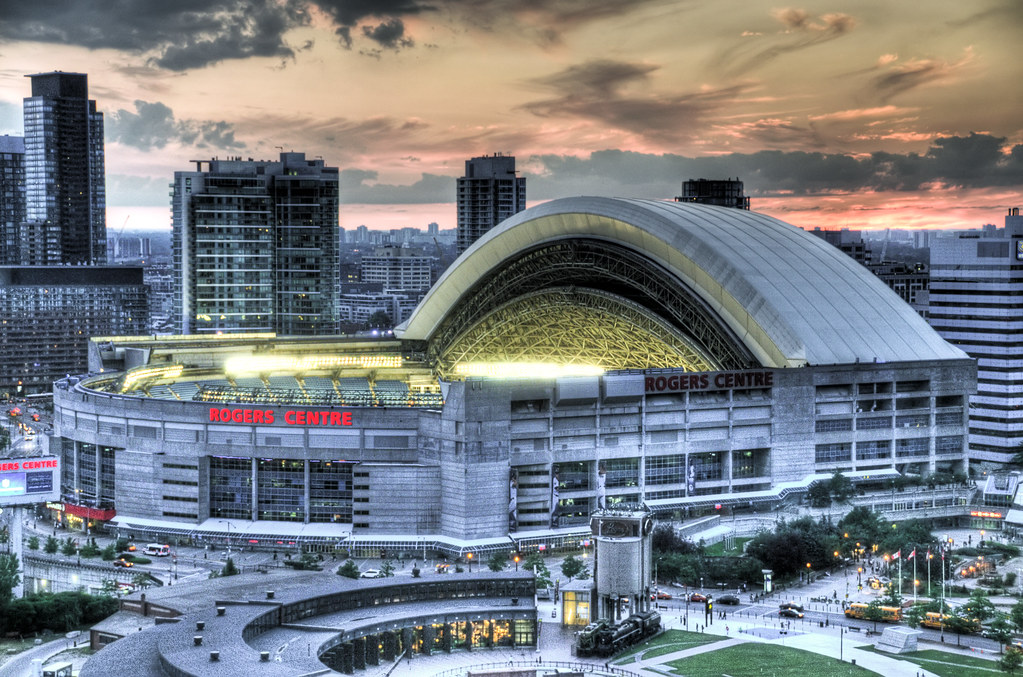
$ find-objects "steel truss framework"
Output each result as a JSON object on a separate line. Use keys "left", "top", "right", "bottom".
{"left": 439, "top": 288, "right": 713, "bottom": 377}
{"left": 430, "top": 239, "right": 758, "bottom": 375}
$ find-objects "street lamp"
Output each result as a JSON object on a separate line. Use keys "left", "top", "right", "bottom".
{"left": 218, "top": 520, "right": 234, "bottom": 557}
{"left": 514, "top": 554, "right": 520, "bottom": 571}
{"left": 467, "top": 552, "right": 473, "bottom": 573}
{"left": 806, "top": 562, "right": 812, "bottom": 583}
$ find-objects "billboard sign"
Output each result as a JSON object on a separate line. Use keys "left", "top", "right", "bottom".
{"left": 0, "top": 456, "right": 59, "bottom": 506}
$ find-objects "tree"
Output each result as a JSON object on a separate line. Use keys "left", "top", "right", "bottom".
{"left": 221, "top": 557, "right": 239, "bottom": 577}
{"left": 0, "top": 553, "right": 20, "bottom": 609}
{"left": 561, "top": 555, "right": 585, "bottom": 581}
{"left": 829, "top": 471, "right": 854, "bottom": 502}
{"left": 963, "top": 588, "right": 997, "bottom": 624}
{"left": 27, "top": 536, "right": 39, "bottom": 551}
{"left": 988, "top": 616, "right": 1015, "bottom": 654}
{"left": 380, "top": 559, "right": 395, "bottom": 577}
{"left": 522, "top": 553, "right": 553, "bottom": 589}
{"left": 44, "top": 535, "right": 58, "bottom": 554}
{"left": 1001, "top": 647, "right": 1023, "bottom": 674}
{"left": 807, "top": 481, "right": 831, "bottom": 508}
{"left": 99, "top": 579, "right": 119, "bottom": 597}
{"left": 488, "top": 552, "right": 507, "bottom": 572}
{"left": 904, "top": 603, "right": 927, "bottom": 628}
{"left": 132, "top": 572, "right": 153, "bottom": 590}
{"left": 337, "top": 560, "right": 360, "bottom": 578}
{"left": 1010, "top": 599, "right": 1023, "bottom": 633}
{"left": 863, "top": 600, "right": 887, "bottom": 633}
{"left": 101, "top": 543, "right": 117, "bottom": 561}
{"left": 837, "top": 507, "right": 886, "bottom": 552}
{"left": 61, "top": 538, "right": 76, "bottom": 557}
{"left": 879, "top": 582, "right": 903, "bottom": 609}
{"left": 943, "top": 608, "right": 978, "bottom": 645}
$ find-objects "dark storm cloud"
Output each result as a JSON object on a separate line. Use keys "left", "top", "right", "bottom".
{"left": 314, "top": 0, "right": 431, "bottom": 48}
{"left": 525, "top": 134, "right": 1023, "bottom": 200}
{"left": 523, "top": 60, "right": 753, "bottom": 143}
{"left": 0, "top": 0, "right": 310, "bottom": 71}
{"left": 340, "top": 169, "right": 451, "bottom": 203}
{"left": 362, "top": 18, "right": 413, "bottom": 49}
{"left": 0, "top": 0, "right": 668, "bottom": 64}
{"left": 107, "top": 100, "right": 244, "bottom": 151}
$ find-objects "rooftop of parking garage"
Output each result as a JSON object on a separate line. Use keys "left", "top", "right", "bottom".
{"left": 83, "top": 570, "right": 537, "bottom": 677}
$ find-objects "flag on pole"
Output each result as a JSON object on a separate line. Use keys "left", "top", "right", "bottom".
{"left": 892, "top": 550, "right": 901, "bottom": 560}
{"left": 927, "top": 548, "right": 931, "bottom": 559}
{"left": 907, "top": 549, "right": 916, "bottom": 560}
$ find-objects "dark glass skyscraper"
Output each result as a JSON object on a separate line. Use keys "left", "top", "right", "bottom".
{"left": 456, "top": 154, "right": 526, "bottom": 254}
{"left": 0, "top": 135, "right": 25, "bottom": 265}
{"left": 172, "top": 152, "right": 340, "bottom": 336}
{"left": 23, "top": 72, "right": 107, "bottom": 265}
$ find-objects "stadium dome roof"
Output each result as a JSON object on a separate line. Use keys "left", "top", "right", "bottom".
{"left": 398, "top": 197, "right": 965, "bottom": 371}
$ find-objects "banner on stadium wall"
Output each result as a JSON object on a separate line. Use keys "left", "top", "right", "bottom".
{"left": 596, "top": 461, "right": 607, "bottom": 510}
{"left": 509, "top": 468, "right": 519, "bottom": 531}
{"left": 550, "top": 465, "right": 560, "bottom": 528}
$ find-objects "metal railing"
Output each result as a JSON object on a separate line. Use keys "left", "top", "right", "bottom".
{"left": 428, "top": 659, "right": 644, "bottom": 677}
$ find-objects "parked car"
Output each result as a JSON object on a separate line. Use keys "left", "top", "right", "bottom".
{"left": 717, "top": 594, "right": 740, "bottom": 605}
{"left": 360, "top": 569, "right": 381, "bottom": 578}
{"left": 779, "top": 608, "right": 804, "bottom": 619}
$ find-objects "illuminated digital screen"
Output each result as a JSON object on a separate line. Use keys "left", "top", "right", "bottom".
{"left": 0, "top": 472, "right": 26, "bottom": 496}
{"left": 1017, "top": 241, "right": 1023, "bottom": 260}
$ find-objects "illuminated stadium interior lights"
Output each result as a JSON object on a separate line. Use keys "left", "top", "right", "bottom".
{"left": 453, "top": 362, "right": 605, "bottom": 379}
{"left": 119, "top": 364, "right": 184, "bottom": 392}
{"left": 224, "top": 354, "right": 403, "bottom": 375}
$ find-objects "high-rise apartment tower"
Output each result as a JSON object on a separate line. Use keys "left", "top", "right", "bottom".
{"left": 172, "top": 152, "right": 340, "bottom": 336}
{"left": 0, "top": 135, "right": 25, "bottom": 265}
{"left": 22, "top": 72, "right": 106, "bottom": 265}
{"left": 929, "top": 207, "right": 1023, "bottom": 464}
{"left": 456, "top": 154, "right": 526, "bottom": 253}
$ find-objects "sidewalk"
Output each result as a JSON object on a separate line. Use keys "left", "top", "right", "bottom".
{"left": 1, "top": 636, "right": 83, "bottom": 677}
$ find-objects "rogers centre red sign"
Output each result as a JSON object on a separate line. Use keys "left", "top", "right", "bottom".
{"left": 209, "top": 408, "right": 353, "bottom": 426}
{"left": 0, "top": 459, "right": 58, "bottom": 472}
{"left": 645, "top": 370, "right": 774, "bottom": 393}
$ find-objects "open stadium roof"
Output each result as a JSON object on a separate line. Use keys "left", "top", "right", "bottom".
{"left": 398, "top": 197, "right": 966, "bottom": 370}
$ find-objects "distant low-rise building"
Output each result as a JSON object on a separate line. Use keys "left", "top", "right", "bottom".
{"left": 0, "top": 266, "right": 148, "bottom": 395}
{"left": 360, "top": 246, "right": 432, "bottom": 292}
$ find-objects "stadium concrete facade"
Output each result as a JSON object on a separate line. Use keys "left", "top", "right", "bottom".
{"left": 50, "top": 198, "right": 976, "bottom": 555}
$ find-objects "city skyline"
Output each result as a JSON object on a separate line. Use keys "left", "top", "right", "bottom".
{"left": 0, "top": 1, "right": 1020, "bottom": 232}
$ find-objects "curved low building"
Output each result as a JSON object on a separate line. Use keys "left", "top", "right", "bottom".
{"left": 81, "top": 571, "right": 538, "bottom": 676}
{"left": 49, "top": 198, "right": 974, "bottom": 555}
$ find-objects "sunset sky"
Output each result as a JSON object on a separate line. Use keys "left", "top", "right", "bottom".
{"left": 0, "top": 0, "right": 1020, "bottom": 232}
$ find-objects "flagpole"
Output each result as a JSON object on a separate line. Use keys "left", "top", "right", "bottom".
{"left": 898, "top": 555, "right": 902, "bottom": 602}
{"left": 927, "top": 550, "right": 931, "bottom": 600}
{"left": 913, "top": 550, "right": 917, "bottom": 605}
{"left": 941, "top": 547, "right": 946, "bottom": 642}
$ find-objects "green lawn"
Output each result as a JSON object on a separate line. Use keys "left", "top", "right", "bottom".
{"left": 613, "top": 629, "right": 724, "bottom": 664}
{"left": 665, "top": 643, "right": 879, "bottom": 676}
{"left": 704, "top": 537, "right": 752, "bottom": 557}
{"left": 861, "top": 648, "right": 1001, "bottom": 676}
